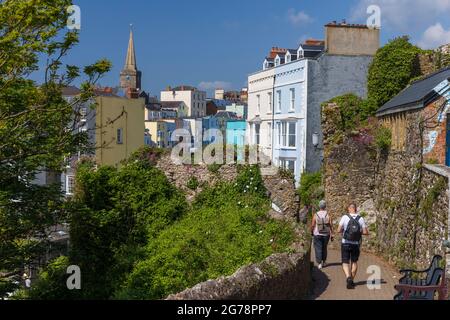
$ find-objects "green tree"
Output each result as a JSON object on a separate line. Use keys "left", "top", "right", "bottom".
{"left": 0, "top": 0, "right": 111, "bottom": 297}
{"left": 66, "top": 159, "right": 187, "bottom": 299}
{"left": 27, "top": 256, "right": 77, "bottom": 300}
{"left": 115, "top": 166, "right": 294, "bottom": 300}
{"left": 368, "top": 36, "right": 423, "bottom": 108}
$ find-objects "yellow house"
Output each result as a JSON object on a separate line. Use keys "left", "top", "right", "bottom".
{"left": 145, "top": 120, "right": 170, "bottom": 148}
{"left": 95, "top": 95, "right": 145, "bottom": 166}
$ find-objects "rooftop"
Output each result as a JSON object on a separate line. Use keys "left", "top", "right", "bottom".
{"left": 160, "top": 101, "right": 184, "bottom": 109}
{"left": 62, "top": 86, "right": 120, "bottom": 98}
{"left": 165, "top": 85, "right": 200, "bottom": 92}
{"left": 325, "top": 20, "right": 371, "bottom": 29}
{"left": 377, "top": 66, "right": 450, "bottom": 116}
{"left": 215, "top": 110, "right": 239, "bottom": 119}
{"left": 61, "top": 86, "right": 81, "bottom": 96}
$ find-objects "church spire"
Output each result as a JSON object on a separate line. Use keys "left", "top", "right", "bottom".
{"left": 120, "top": 24, "right": 142, "bottom": 93}
{"left": 124, "top": 25, "right": 137, "bottom": 70}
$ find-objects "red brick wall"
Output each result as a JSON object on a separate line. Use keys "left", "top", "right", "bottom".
{"left": 421, "top": 97, "right": 448, "bottom": 165}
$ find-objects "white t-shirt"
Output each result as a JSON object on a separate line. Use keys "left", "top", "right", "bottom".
{"left": 339, "top": 213, "right": 367, "bottom": 245}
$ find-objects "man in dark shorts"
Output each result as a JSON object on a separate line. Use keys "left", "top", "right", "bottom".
{"left": 337, "top": 203, "right": 369, "bottom": 289}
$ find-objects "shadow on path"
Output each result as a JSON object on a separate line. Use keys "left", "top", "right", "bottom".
{"left": 309, "top": 248, "right": 400, "bottom": 300}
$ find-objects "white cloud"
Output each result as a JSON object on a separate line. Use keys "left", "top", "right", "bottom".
{"left": 287, "top": 9, "right": 313, "bottom": 26}
{"left": 418, "top": 23, "right": 450, "bottom": 49}
{"left": 198, "top": 81, "right": 232, "bottom": 91}
{"left": 350, "top": 0, "right": 450, "bottom": 31}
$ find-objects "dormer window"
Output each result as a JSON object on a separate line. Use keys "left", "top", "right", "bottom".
{"left": 286, "top": 52, "right": 291, "bottom": 63}
{"left": 274, "top": 55, "right": 281, "bottom": 67}
{"left": 297, "top": 47, "right": 304, "bottom": 59}
{"left": 263, "top": 59, "right": 269, "bottom": 70}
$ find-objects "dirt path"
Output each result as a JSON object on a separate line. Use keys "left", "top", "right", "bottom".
{"left": 310, "top": 247, "right": 400, "bottom": 300}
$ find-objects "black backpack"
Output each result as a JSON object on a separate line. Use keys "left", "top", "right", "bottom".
{"left": 344, "top": 215, "right": 362, "bottom": 242}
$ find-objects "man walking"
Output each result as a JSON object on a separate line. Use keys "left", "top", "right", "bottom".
{"left": 337, "top": 203, "right": 369, "bottom": 289}
{"left": 311, "top": 200, "right": 333, "bottom": 269}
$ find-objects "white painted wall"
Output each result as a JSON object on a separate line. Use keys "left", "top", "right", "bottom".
{"left": 161, "top": 89, "right": 207, "bottom": 118}
{"left": 247, "top": 68, "right": 276, "bottom": 158}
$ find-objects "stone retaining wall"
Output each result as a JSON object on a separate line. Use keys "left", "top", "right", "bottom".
{"left": 322, "top": 102, "right": 449, "bottom": 269}
{"left": 166, "top": 249, "right": 311, "bottom": 300}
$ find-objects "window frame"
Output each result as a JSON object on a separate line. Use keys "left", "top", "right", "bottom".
{"left": 277, "top": 121, "right": 297, "bottom": 149}
{"left": 289, "top": 88, "right": 295, "bottom": 112}
{"left": 66, "top": 175, "right": 75, "bottom": 196}
{"left": 254, "top": 123, "right": 261, "bottom": 145}
{"left": 267, "top": 92, "right": 273, "bottom": 114}
{"left": 117, "top": 128, "right": 124, "bottom": 144}
{"left": 256, "top": 94, "right": 261, "bottom": 115}
{"left": 279, "top": 158, "right": 296, "bottom": 174}
{"left": 276, "top": 90, "right": 282, "bottom": 113}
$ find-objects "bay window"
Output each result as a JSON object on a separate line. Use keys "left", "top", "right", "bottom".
{"left": 277, "top": 121, "right": 296, "bottom": 148}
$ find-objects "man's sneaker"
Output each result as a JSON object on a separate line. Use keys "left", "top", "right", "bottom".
{"left": 322, "top": 262, "right": 327, "bottom": 268}
{"left": 318, "top": 263, "right": 323, "bottom": 270}
{"left": 346, "top": 277, "right": 354, "bottom": 289}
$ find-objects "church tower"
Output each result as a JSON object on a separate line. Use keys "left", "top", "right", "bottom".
{"left": 120, "top": 26, "right": 142, "bottom": 92}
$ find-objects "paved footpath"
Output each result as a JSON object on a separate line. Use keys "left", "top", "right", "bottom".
{"left": 310, "top": 245, "right": 400, "bottom": 300}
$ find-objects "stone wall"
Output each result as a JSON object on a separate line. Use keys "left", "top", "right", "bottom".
{"left": 156, "top": 154, "right": 299, "bottom": 221}
{"left": 374, "top": 152, "right": 448, "bottom": 268}
{"left": 322, "top": 102, "right": 449, "bottom": 269}
{"left": 166, "top": 248, "right": 311, "bottom": 300}
{"left": 323, "top": 133, "right": 377, "bottom": 218}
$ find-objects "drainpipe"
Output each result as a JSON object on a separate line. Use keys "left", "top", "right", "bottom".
{"left": 446, "top": 185, "right": 450, "bottom": 283}
{"left": 271, "top": 74, "right": 276, "bottom": 163}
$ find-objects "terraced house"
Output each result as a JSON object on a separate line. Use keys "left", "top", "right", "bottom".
{"left": 247, "top": 21, "right": 380, "bottom": 185}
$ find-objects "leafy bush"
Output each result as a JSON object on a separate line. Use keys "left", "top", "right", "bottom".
{"left": 31, "top": 160, "right": 295, "bottom": 300}
{"left": 186, "top": 176, "right": 200, "bottom": 190}
{"left": 278, "top": 167, "right": 295, "bottom": 181}
{"left": 207, "top": 162, "right": 222, "bottom": 174}
{"left": 374, "top": 127, "right": 392, "bottom": 152}
{"left": 298, "top": 172, "right": 324, "bottom": 208}
{"left": 235, "top": 165, "right": 267, "bottom": 198}
{"left": 115, "top": 171, "right": 294, "bottom": 299}
{"left": 28, "top": 256, "right": 77, "bottom": 300}
{"left": 368, "top": 36, "right": 423, "bottom": 109}
{"left": 327, "top": 94, "right": 365, "bottom": 131}
{"left": 50, "top": 159, "right": 187, "bottom": 299}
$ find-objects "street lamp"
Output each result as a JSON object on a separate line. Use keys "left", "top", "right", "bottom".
{"left": 312, "top": 132, "right": 320, "bottom": 148}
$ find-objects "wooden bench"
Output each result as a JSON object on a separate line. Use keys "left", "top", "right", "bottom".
{"left": 394, "top": 256, "right": 448, "bottom": 300}
{"left": 398, "top": 255, "right": 443, "bottom": 286}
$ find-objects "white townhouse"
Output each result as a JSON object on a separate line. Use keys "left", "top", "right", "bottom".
{"left": 248, "top": 48, "right": 316, "bottom": 183}
{"left": 248, "top": 22, "right": 380, "bottom": 185}
{"left": 161, "top": 85, "right": 207, "bottom": 118}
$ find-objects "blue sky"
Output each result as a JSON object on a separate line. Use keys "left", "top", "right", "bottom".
{"left": 31, "top": 0, "right": 450, "bottom": 97}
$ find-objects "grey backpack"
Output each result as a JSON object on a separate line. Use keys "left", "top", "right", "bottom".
{"left": 316, "top": 212, "right": 331, "bottom": 235}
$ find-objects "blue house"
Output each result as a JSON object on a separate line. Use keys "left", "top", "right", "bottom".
{"left": 226, "top": 120, "right": 246, "bottom": 161}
